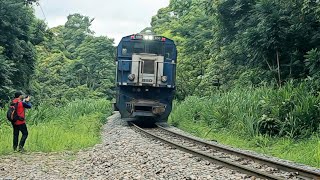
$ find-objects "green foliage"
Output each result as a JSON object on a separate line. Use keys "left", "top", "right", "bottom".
{"left": 169, "top": 82, "right": 320, "bottom": 167}
{"left": 0, "top": 99, "right": 112, "bottom": 154}
{"left": 170, "top": 82, "right": 320, "bottom": 139}
{"left": 0, "top": 4, "right": 115, "bottom": 155}
{"left": 155, "top": 1, "right": 320, "bottom": 167}
{"left": 305, "top": 48, "right": 320, "bottom": 77}
{"left": 0, "top": 0, "right": 45, "bottom": 98}
{"left": 257, "top": 83, "right": 320, "bottom": 138}
{"left": 74, "top": 36, "right": 115, "bottom": 94}
{"left": 31, "top": 14, "right": 115, "bottom": 104}
{"left": 0, "top": 47, "right": 15, "bottom": 97}
{"left": 152, "top": 0, "right": 215, "bottom": 99}
{"left": 174, "top": 122, "right": 320, "bottom": 167}
{"left": 152, "top": 0, "right": 320, "bottom": 98}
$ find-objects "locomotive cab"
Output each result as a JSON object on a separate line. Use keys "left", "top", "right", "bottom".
{"left": 115, "top": 33, "right": 177, "bottom": 121}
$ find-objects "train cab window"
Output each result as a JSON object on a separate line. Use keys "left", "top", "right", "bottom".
{"left": 133, "top": 42, "right": 145, "bottom": 54}
{"left": 122, "top": 48, "right": 128, "bottom": 55}
{"left": 122, "top": 42, "right": 133, "bottom": 56}
{"left": 148, "top": 43, "right": 163, "bottom": 55}
{"left": 165, "top": 46, "right": 174, "bottom": 59}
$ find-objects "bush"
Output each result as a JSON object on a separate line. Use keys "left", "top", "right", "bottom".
{"left": 0, "top": 99, "right": 112, "bottom": 155}
{"left": 169, "top": 82, "right": 320, "bottom": 139}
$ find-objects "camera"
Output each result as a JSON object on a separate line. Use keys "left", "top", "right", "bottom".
{"left": 23, "top": 95, "right": 30, "bottom": 102}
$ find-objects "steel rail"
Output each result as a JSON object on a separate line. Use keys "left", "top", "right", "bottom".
{"left": 156, "top": 124, "right": 320, "bottom": 180}
{"left": 131, "top": 123, "right": 285, "bottom": 180}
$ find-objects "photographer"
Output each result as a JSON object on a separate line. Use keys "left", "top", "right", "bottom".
{"left": 11, "top": 92, "right": 32, "bottom": 152}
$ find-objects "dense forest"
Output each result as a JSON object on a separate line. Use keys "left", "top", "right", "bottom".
{"left": 151, "top": 0, "right": 320, "bottom": 138}
{"left": 0, "top": 0, "right": 319, "bottom": 166}
{"left": 151, "top": 0, "right": 320, "bottom": 167}
{"left": 0, "top": 0, "right": 114, "bottom": 154}
{"left": 3, "top": 0, "right": 320, "bottom": 104}
{"left": 0, "top": 0, "right": 115, "bottom": 105}
{"left": 152, "top": 0, "right": 320, "bottom": 98}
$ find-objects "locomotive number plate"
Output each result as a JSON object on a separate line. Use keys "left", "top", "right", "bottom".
{"left": 142, "top": 79, "right": 153, "bottom": 82}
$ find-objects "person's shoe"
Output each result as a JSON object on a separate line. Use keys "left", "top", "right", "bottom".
{"left": 18, "top": 148, "right": 26, "bottom": 153}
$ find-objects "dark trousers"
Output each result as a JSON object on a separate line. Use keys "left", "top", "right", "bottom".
{"left": 12, "top": 123, "right": 28, "bottom": 150}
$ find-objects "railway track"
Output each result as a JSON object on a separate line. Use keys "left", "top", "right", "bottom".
{"left": 131, "top": 122, "right": 320, "bottom": 180}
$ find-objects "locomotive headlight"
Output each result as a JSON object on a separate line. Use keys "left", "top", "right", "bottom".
{"left": 161, "top": 76, "right": 168, "bottom": 83}
{"left": 144, "top": 35, "right": 153, "bottom": 40}
{"left": 128, "top": 74, "right": 135, "bottom": 81}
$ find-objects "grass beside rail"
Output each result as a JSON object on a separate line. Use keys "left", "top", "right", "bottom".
{"left": 169, "top": 84, "right": 320, "bottom": 168}
{"left": 0, "top": 99, "right": 112, "bottom": 155}
{"left": 172, "top": 120, "right": 320, "bottom": 168}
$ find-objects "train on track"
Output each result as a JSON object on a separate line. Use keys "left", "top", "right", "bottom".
{"left": 114, "top": 32, "right": 177, "bottom": 122}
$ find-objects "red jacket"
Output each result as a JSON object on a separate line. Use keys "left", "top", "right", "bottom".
{"left": 12, "top": 98, "right": 32, "bottom": 125}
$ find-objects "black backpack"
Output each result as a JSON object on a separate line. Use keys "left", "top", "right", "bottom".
{"left": 6, "top": 102, "right": 20, "bottom": 123}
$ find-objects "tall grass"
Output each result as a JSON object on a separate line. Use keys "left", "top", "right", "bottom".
{"left": 169, "top": 82, "right": 320, "bottom": 167}
{"left": 170, "top": 82, "right": 320, "bottom": 139}
{"left": 0, "top": 99, "right": 112, "bottom": 155}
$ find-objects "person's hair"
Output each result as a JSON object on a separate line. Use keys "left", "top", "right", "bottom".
{"left": 14, "top": 91, "right": 23, "bottom": 98}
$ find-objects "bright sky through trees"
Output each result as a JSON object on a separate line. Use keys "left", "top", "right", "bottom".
{"left": 34, "top": 0, "right": 170, "bottom": 44}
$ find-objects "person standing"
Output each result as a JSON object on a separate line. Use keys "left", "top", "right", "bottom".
{"left": 11, "top": 92, "right": 32, "bottom": 152}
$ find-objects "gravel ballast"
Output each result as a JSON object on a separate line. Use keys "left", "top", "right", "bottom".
{"left": 162, "top": 124, "right": 320, "bottom": 175}
{"left": 0, "top": 113, "right": 252, "bottom": 179}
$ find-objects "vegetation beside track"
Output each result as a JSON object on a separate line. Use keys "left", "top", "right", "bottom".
{"left": 169, "top": 83, "right": 320, "bottom": 168}
{"left": 0, "top": 99, "right": 112, "bottom": 155}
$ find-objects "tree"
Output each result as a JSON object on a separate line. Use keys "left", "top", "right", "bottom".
{"left": 74, "top": 36, "right": 115, "bottom": 92}
{"left": 0, "top": 0, "right": 45, "bottom": 98}
{"left": 62, "top": 14, "right": 95, "bottom": 58}
{"left": 152, "top": 0, "right": 215, "bottom": 98}
{"left": 31, "top": 13, "right": 116, "bottom": 104}
{"left": 152, "top": 0, "right": 320, "bottom": 98}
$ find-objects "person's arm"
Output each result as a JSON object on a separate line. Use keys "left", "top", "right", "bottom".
{"left": 22, "top": 101, "right": 32, "bottom": 109}
{"left": 22, "top": 96, "right": 32, "bottom": 109}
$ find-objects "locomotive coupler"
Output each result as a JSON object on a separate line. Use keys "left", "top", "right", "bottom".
{"left": 126, "top": 100, "right": 166, "bottom": 116}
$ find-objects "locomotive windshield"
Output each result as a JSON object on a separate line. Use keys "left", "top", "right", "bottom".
{"left": 121, "top": 41, "right": 164, "bottom": 56}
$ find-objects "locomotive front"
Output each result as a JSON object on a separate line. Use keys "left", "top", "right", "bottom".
{"left": 115, "top": 33, "right": 177, "bottom": 122}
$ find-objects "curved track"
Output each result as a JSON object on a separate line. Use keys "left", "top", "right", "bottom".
{"left": 131, "top": 122, "right": 320, "bottom": 180}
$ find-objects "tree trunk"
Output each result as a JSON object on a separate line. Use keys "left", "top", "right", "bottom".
{"left": 276, "top": 50, "right": 281, "bottom": 88}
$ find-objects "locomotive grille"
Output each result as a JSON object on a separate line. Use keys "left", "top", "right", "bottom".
{"left": 135, "top": 106, "right": 152, "bottom": 112}
{"left": 143, "top": 60, "right": 154, "bottom": 74}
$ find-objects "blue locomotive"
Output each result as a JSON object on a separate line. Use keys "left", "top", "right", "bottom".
{"left": 115, "top": 32, "right": 177, "bottom": 122}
